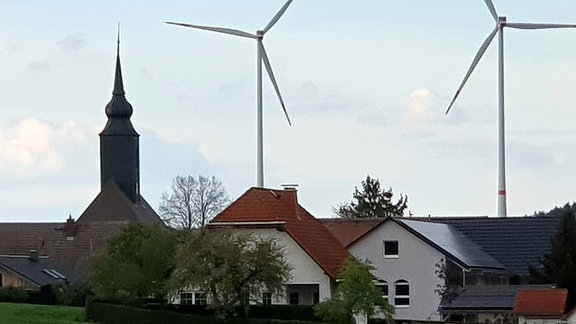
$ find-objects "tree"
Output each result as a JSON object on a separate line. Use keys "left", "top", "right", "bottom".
{"left": 434, "top": 258, "right": 463, "bottom": 305}
{"left": 335, "top": 175, "right": 408, "bottom": 218}
{"left": 529, "top": 203, "right": 576, "bottom": 306}
{"left": 170, "top": 229, "right": 292, "bottom": 318}
{"left": 90, "top": 224, "right": 177, "bottom": 305}
{"left": 159, "top": 175, "right": 230, "bottom": 229}
{"left": 314, "top": 257, "right": 394, "bottom": 323}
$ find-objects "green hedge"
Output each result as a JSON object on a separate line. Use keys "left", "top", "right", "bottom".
{"left": 87, "top": 302, "right": 323, "bottom": 324}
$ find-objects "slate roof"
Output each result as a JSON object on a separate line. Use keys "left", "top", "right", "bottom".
{"left": 77, "top": 182, "right": 161, "bottom": 224}
{"left": 440, "top": 284, "right": 554, "bottom": 313}
{"left": 211, "top": 187, "right": 350, "bottom": 279}
{"left": 514, "top": 289, "right": 568, "bottom": 316}
{"left": 399, "top": 219, "right": 504, "bottom": 270}
{"left": 417, "top": 216, "right": 560, "bottom": 277}
{"left": 0, "top": 255, "right": 81, "bottom": 287}
{"left": 321, "top": 217, "right": 503, "bottom": 270}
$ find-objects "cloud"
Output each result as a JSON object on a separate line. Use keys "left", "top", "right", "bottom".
{"left": 403, "top": 88, "right": 438, "bottom": 124}
{"left": 0, "top": 118, "right": 64, "bottom": 177}
{"left": 28, "top": 60, "right": 51, "bottom": 73}
{"left": 56, "top": 33, "right": 88, "bottom": 51}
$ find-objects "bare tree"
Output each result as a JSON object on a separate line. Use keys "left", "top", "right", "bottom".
{"left": 159, "top": 175, "right": 230, "bottom": 229}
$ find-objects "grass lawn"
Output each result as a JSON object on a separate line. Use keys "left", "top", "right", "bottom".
{"left": 0, "top": 302, "right": 92, "bottom": 324}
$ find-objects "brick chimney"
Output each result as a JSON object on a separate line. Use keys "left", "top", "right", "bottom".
{"left": 280, "top": 184, "right": 299, "bottom": 216}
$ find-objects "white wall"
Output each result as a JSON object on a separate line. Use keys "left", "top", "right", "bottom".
{"left": 348, "top": 220, "right": 444, "bottom": 321}
{"left": 233, "top": 227, "right": 333, "bottom": 304}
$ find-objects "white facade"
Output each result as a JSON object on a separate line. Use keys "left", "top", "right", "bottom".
{"left": 234, "top": 227, "right": 333, "bottom": 304}
{"left": 348, "top": 220, "right": 445, "bottom": 321}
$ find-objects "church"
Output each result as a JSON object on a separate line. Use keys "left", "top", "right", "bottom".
{"left": 0, "top": 39, "right": 162, "bottom": 291}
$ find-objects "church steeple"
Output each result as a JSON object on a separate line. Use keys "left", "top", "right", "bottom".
{"left": 99, "top": 31, "right": 140, "bottom": 202}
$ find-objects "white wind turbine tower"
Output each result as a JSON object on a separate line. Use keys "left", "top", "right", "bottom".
{"left": 166, "top": 0, "right": 293, "bottom": 188}
{"left": 445, "top": 0, "right": 576, "bottom": 217}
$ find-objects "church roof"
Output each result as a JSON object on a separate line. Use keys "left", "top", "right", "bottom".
{"left": 77, "top": 181, "right": 160, "bottom": 224}
{"left": 211, "top": 187, "right": 349, "bottom": 279}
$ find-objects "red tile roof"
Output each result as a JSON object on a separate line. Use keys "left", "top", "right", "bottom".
{"left": 211, "top": 187, "right": 349, "bottom": 279}
{"left": 320, "top": 218, "right": 385, "bottom": 247}
{"left": 514, "top": 289, "right": 568, "bottom": 316}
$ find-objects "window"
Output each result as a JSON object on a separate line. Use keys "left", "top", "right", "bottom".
{"left": 383, "top": 240, "right": 399, "bottom": 257}
{"left": 394, "top": 280, "right": 410, "bottom": 306}
{"left": 289, "top": 292, "right": 299, "bottom": 305}
{"left": 180, "top": 292, "right": 193, "bottom": 305}
{"left": 262, "top": 292, "right": 272, "bottom": 305}
{"left": 313, "top": 291, "right": 319, "bottom": 304}
{"left": 376, "top": 281, "right": 388, "bottom": 300}
{"left": 195, "top": 292, "right": 207, "bottom": 305}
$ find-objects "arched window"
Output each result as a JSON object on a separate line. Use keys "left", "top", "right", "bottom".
{"left": 394, "top": 279, "right": 410, "bottom": 306}
{"left": 376, "top": 280, "right": 388, "bottom": 301}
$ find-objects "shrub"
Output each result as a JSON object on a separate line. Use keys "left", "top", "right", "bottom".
{"left": 0, "top": 286, "right": 29, "bottom": 303}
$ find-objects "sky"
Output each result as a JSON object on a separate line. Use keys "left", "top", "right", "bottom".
{"left": 1, "top": 0, "right": 576, "bottom": 222}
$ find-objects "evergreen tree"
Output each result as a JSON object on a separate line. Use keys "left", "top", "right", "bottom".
{"left": 335, "top": 175, "right": 408, "bottom": 218}
{"left": 529, "top": 203, "right": 576, "bottom": 307}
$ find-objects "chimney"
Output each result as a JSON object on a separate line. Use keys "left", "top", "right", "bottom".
{"left": 29, "top": 250, "right": 39, "bottom": 263}
{"left": 280, "top": 184, "right": 299, "bottom": 215}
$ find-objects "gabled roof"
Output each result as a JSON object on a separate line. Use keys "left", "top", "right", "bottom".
{"left": 0, "top": 223, "right": 63, "bottom": 257}
{"left": 320, "top": 218, "right": 385, "bottom": 247}
{"left": 211, "top": 187, "right": 349, "bottom": 279}
{"left": 77, "top": 181, "right": 161, "bottom": 224}
{"left": 322, "top": 217, "right": 504, "bottom": 270}
{"left": 441, "top": 284, "right": 554, "bottom": 312}
{"left": 514, "top": 289, "right": 568, "bottom": 316}
{"left": 417, "top": 216, "right": 560, "bottom": 277}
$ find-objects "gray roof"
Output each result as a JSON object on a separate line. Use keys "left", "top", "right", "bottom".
{"left": 416, "top": 216, "right": 560, "bottom": 277}
{"left": 440, "top": 284, "right": 553, "bottom": 312}
{"left": 0, "top": 255, "right": 81, "bottom": 287}
{"left": 397, "top": 219, "right": 505, "bottom": 270}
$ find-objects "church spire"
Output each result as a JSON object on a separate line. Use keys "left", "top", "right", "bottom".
{"left": 99, "top": 28, "right": 140, "bottom": 202}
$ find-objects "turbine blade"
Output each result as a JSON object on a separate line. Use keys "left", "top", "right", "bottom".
{"left": 262, "top": 0, "right": 293, "bottom": 34}
{"left": 506, "top": 22, "right": 576, "bottom": 29}
{"left": 166, "top": 21, "right": 256, "bottom": 39}
{"left": 446, "top": 26, "right": 498, "bottom": 115}
{"left": 260, "top": 43, "right": 292, "bottom": 126}
{"left": 484, "top": 0, "right": 499, "bottom": 22}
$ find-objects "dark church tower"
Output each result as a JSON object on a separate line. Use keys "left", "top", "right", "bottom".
{"left": 99, "top": 38, "right": 140, "bottom": 202}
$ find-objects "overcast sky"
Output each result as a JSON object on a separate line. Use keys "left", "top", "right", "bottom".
{"left": 1, "top": 0, "right": 576, "bottom": 222}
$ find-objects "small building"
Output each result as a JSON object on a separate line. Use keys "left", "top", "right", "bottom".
{"left": 514, "top": 288, "right": 570, "bottom": 324}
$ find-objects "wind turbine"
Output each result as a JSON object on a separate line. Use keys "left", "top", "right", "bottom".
{"left": 166, "top": 0, "right": 293, "bottom": 188}
{"left": 445, "top": 0, "right": 576, "bottom": 217}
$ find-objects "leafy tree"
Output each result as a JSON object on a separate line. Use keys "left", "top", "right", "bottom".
{"left": 159, "top": 175, "right": 230, "bottom": 229}
{"left": 529, "top": 203, "right": 576, "bottom": 306}
{"left": 314, "top": 258, "right": 394, "bottom": 323}
{"left": 335, "top": 175, "right": 408, "bottom": 218}
{"left": 434, "top": 258, "right": 463, "bottom": 305}
{"left": 90, "top": 224, "right": 177, "bottom": 305}
{"left": 170, "top": 229, "right": 292, "bottom": 318}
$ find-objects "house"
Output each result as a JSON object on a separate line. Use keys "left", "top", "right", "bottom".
{"left": 440, "top": 284, "right": 554, "bottom": 323}
{"left": 180, "top": 186, "right": 350, "bottom": 306}
{"left": 419, "top": 216, "right": 560, "bottom": 283}
{"left": 514, "top": 288, "right": 571, "bottom": 324}
{"left": 0, "top": 39, "right": 162, "bottom": 283}
{"left": 0, "top": 250, "right": 77, "bottom": 291}
{"left": 322, "top": 217, "right": 507, "bottom": 321}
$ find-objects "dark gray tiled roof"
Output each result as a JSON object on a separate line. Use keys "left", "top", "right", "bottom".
{"left": 397, "top": 219, "right": 504, "bottom": 270}
{"left": 416, "top": 216, "right": 560, "bottom": 277}
{"left": 0, "top": 255, "right": 81, "bottom": 287}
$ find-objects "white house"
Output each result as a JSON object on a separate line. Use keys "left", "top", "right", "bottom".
{"left": 322, "top": 217, "right": 507, "bottom": 321}
{"left": 174, "top": 187, "right": 349, "bottom": 306}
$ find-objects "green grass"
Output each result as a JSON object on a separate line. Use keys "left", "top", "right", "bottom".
{"left": 0, "top": 302, "right": 92, "bottom": 324}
